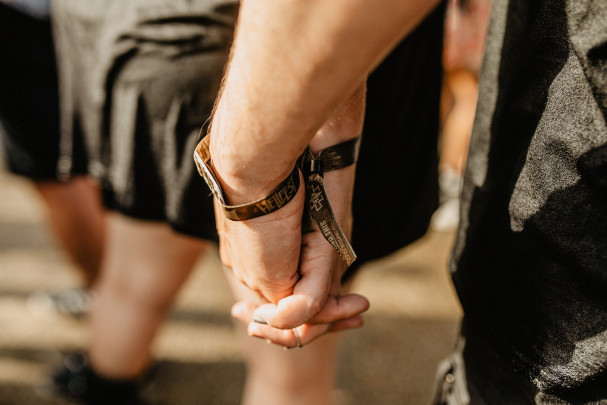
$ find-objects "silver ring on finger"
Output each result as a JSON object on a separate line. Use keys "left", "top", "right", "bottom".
{"left": 286, "top": 328, "right": 303, "bottom": 350}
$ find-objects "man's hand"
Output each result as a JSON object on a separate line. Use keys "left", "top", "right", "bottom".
{"left": 214, "top": 176, "right": 305, "bottom": 306}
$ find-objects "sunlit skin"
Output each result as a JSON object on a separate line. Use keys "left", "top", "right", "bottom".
{"left": 209, "top": 0, "right": 440, "bottom": 344}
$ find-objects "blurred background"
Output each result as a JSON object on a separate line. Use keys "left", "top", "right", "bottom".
{"left": 0, "top": 149, "right": 462, "bottom": 405}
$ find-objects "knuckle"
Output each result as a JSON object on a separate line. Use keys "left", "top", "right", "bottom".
{"left": 307, "top": 296, "right": 325, "bottom": 316}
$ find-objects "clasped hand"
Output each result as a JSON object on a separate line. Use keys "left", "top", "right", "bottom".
{"left": 212, "top": 84, "right": 369, "bottom": 348}
{"left": 217, "top": 164, "right": 369, "bottom": 348}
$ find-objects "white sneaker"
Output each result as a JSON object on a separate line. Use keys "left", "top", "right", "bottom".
{"left": 27, "top": 287, "right": 94, "bottom": 319}
{"left": 431, "top": 168, "right": 463, "bottom": 232}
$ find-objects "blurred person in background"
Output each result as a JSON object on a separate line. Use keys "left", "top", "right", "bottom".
{"left": 47, "top": 1, "right": 445, "bottom": 404}
{"left": 0, "top": 0, "right": 105, "bottom": 318}
{"left": 431, "top": 0, "right": 492, "bottom": 232}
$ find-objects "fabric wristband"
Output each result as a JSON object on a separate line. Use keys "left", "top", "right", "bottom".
{"left": 298, "top": 137, "right": 361, "bottom": 266}
{"left": 193, "top": 134, "right": 361, "bottom": 266}
{"left": 193, "top": 135, "right": 300, "bottom": 221}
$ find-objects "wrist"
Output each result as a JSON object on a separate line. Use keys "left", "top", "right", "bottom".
{"left": 208, "top": 143, "right": 296, "bottom": 209}
{"left": 309, "top": 83, "right": 366, "bottom": 153}
{"left": 208, "top": 100, "right": 307, "bottom": 206}
{"left": 210, "top": 151, "right": 295, "bottom": 207}
{"left": 195, "top": 133, "right": 301, "bottom": 221}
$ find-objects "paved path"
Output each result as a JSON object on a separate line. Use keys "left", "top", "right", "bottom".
{"left": 0, "top": 168, "right": 462, "bottom": 405}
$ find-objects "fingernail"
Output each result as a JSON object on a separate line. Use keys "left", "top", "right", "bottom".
{"left": 266, "top": 339, "right": 272, "bottom": 344}
{"left": 253, "top": 316, "right": 268, "bottom": 325}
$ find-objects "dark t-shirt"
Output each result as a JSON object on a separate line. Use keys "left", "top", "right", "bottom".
{"left": 452, "top": 0, "right": 607, "bottom": 401}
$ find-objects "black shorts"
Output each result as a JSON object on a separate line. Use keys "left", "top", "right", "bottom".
{"left": 52, "top": 0, "right": 239, "bottom": 240}
{"left": 52, "top": 0, "right": 443, "bottom": 268}
{"left": 0, "top": 4, "right": 65, "bottom": 181}
{"left": 350, "top": 2, "right": 443, "bottom": 271}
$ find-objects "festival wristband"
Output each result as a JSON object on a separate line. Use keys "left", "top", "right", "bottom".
{"left": 299, "top": 137, "right": 361, "bottom": 266}
{"left": 193, "top": 135, "right": 300, "bottom": 221}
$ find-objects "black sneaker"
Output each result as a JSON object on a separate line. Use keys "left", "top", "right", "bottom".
{"left": 51, "top": 352, "right": 150, "bottom": 405}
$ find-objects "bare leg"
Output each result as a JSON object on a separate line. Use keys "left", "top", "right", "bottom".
{"left": 432, "top": 70, "right": 479, "bottom": 231}
{"left": 226, "top": 269, "right": 341, "bottom": 405}
{"left": 88, "top": 213, "right": 208, "bottom": 379}
{"left": 439, "top": 69, "right": 478, "bottom": 174}
{"left": 34, "top": 176, "right": 106, "bottom": 286}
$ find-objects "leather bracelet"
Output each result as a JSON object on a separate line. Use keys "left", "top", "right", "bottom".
{"left": 193, "top": 135, "right": 300, "bottom": 221}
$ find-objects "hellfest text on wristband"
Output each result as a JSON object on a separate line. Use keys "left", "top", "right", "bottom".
{"left": 193, "top": 134, "right": 361, "bottom": 266}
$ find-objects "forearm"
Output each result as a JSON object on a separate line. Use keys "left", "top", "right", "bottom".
{"left": 210, "top": 0, "right": 439, "bottom": 204}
